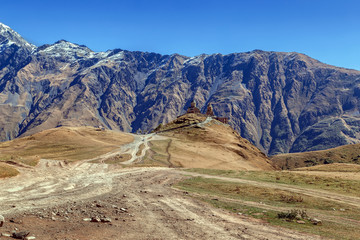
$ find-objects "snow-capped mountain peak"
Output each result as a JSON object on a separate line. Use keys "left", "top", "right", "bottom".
{"left": 36, "top": 39, "right": 95, "bottom": 62}
{"left": 0, "top": 22, "right": 36, "bottom": 52}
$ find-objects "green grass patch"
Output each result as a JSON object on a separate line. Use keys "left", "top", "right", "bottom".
{"left": 175, "top": 176, "right": 360, "bottom": 240}
{"left": 146, "top": 140, "right": 171, "bottom": 166}
{"left": 202, "top": 198, "right": 360, "bottom": 240}
{"left": 183, "top": 168, "right": 360, "bottom": 197}
{"left": 176, "top": 177, "right": 357, "bottom": 212}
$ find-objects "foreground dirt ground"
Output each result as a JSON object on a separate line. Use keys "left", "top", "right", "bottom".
{"left": 0, "top": 160, "right": 322, "bottom": 240}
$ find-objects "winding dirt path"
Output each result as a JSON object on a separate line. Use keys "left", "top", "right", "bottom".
{"left": 0, "top": 162, "right": 322, "bottom": 239}
{"left": 179, "top": 171, "right": 360, "bottom": 208}
{"left": 82, "top": 133, "right": 166, "bottom": 164}
{"left": 0, "top": 127, "right": 337, "bottom": 239}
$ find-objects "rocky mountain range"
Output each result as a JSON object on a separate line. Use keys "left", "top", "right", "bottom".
{"left": 1, "top": 22, "right": 360, "bottom": 155}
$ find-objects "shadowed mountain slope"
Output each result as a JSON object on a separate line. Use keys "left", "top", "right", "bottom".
{"left": 1, "top": 23, "right": 360, "bottom": 155}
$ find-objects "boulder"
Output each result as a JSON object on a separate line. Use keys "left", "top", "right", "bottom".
{"left": 0, "top": 215, "right": 4, "bottom": 227}
{"left": 90, "top": 217, "right": 101, "bottom": 223}
{"left": 311, "top": 218, "right": 322, "bottom": 225}
{"left": 101, "top": 218, "right": 112, "bottom": 223}
{"left": 12, "top": 231, "right": 30, "bottom": 239}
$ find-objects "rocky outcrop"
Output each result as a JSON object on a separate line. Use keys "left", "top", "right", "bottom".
{"left": 1, "top": 23, "right": 360, "bottom": 155}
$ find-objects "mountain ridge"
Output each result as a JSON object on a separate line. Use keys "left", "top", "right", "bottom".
{"left": 1, "top": 23, "right": 360, "bottom": 155}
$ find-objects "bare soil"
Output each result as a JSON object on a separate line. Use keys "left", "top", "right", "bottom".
{"left": 0, "top": 161, "right": 321, "bottom": 240}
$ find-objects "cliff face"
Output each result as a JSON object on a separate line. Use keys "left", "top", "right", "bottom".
{"left": 1, "top": 23, "right": 360, "bottom": 155}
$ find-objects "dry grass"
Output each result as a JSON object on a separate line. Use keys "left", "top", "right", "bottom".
{"left": 176, "top": 177, "right": 356, "bottom": 210}
{"left": 0, "top": 126, "right": 134, "bottom": 163}
{"left": 175, "top": 176, "right": 360, "bottom": 240}
{"left": 138, "top": 140, "right": 172, "bottom": 167}
{"left": 0, "top": 162, "right": 19, "bottom": 178}
{"left": 156, "top": 114, "right": 273, "bottom": 171}
{"left": 104, "top": 154, "right": 132, "bottom": 164}
{"left": 271, "top": 144, "right": 360, "bottom": 170}
{"left": 136, "top": 144, "right": 145, "bottom": 157}
{"left": 183, "top": 168, "right": 360, "bottom": 197}
{"left": 295, "top": 163, "right": 360, "bottom": 172}
{"left": 154, "top": 113, "right": 207, "bottom": 132}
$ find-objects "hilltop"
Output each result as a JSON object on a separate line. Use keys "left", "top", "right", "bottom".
{"left": 149, "top": 113, "right": 274, "bottom": 170}
{"left": 0, "top": 126, "right": 133, "bottom": 166}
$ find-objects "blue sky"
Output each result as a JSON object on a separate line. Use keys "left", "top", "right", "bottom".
{"left": 1, "top": 0, "right": 359, "bottom": 70}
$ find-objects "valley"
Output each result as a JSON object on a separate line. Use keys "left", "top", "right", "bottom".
{"left": 1, "top": 3, "right": 359, "bottom": 240}
{"left": 0, "top": 115, "right": 360, "bottom": 239}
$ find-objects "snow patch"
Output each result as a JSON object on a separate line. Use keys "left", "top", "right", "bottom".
{"left": 37, "top": 40, "right": 93, "bottom": 62}
{"left": 0, "top": 22, "right": 36, "bottom": 50}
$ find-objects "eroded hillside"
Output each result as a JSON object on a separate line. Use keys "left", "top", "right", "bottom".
{"left": 1, "top": 23, "right": 360, "bottom": 155}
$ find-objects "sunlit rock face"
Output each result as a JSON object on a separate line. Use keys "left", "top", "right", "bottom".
{"left": 1, "top": 23, "right": 360, "bottom": 155}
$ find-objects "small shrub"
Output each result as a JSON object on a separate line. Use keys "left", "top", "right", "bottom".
{"left": 304, "top": 159, "right": 318, "bottom": 167}
{"left": 323, "top": 159, "right": 333, "bottom": 164}
{"left": 278, "top": 209, "right": 308, "bottom": 220}
{"left": 279, "top": 194, "right": 303, "bottom": 203}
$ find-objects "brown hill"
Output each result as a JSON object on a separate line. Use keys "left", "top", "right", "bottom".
{"left": 0, "top": 126, "right": 133, "bottom": 166}
{"left": 294, "top": 163, "right": 360, "bottom": 172}
{"left": 271, "top": 143, "right": 360, "bottom": 169}
{"left": 151, "top": 113, "right": 274, "bottom": 170}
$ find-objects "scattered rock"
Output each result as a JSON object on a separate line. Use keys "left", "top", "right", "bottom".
{"left": 12, "top": 231, "right": 30, "bottom": 239}
{"left": 90, "top": 217, "right": 101, "bottom": 223}
{"left": 1, "top": 233, "right": 11, "bottom": 237}
{"left": 296, "top": 220, "right": 306, "bottom": 224}
{"left": 83, "top": 218, "right": 91, "bottom": 222}
{"left": 311, "top": 218, "right": 322, "bottom": 225}
{"left": 100, "top": 218, "right": 111, "bottom": 223}
{"left": 26, "top": 236, "right": 36, "bottom": 240}
{"left": 0, "top": 215, "right": 4, "bottom": 227}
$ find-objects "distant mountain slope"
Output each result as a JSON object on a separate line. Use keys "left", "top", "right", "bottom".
{"left": 271, "top": 143, "right": 360, "bottom": 169}
{"left": 1, "top": 22, "right": 360, "bottom": 155}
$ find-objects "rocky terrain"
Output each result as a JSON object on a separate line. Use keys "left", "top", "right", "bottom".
{"left": 1, "top": 22, "right": 360, "bottom": 155}
{"left": 0, "top": 161, "right": 325, "bottom": 240}
{"left": 0, "top": 115, "right": 359, "bottom": 239}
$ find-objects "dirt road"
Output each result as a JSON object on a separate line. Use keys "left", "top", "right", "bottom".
{"left": 0, "top": 160, "right": 322, "bottom": 240}
{"left": 85, "top": 133, "right": 165, "bottom": 164}
{"left": 180, "top": 171, "right": 360, "bottom": 208}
